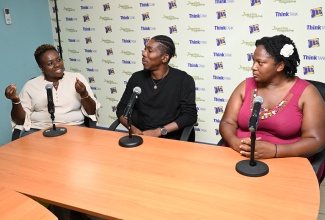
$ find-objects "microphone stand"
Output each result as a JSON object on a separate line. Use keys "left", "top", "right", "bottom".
{"left": 43, "top": 113, "right": 67, "bottom": 137}
{"left": 235, "top": 130, "right": 269, "bottom": 177}
{"left": 119, "top": 113, "right": 143, "bottom": 148}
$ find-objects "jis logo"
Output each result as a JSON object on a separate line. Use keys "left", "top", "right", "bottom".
{"left": 108, "top": 68, "right": 115, "bottom": 75}
{"left": 83, "top": 14, "right": 90, "bottom": 22}
{"left": 249, "top": 24, "right": 260, "bottom": 34}
{"left": 217, "top": 10, "right": 226, "bottom": 19}
{"left": 105, "top": 26, "right": 112, "bottom": 33}
{"left": 216, "top": 37, "right": 226, "bottom": 46}
{"left": 303, "top": 66, "right": 315, "bottom": 75}
{"left": 110, "top": 87, "right": 117, "bottom": 94}
{"left": 143, "top": 37, "right": 150, "bottom": 45}
{"left": 214, "top": 62, "right": 224, "bottom": 70}
{"left": 311, "top": 7, "right": 323, "bottom": 18}
{"left": 103, "top": 3, "right": 110, "bottom": 11}
{"left": 308, "top": 38, "right": 320, "bottom": 48}
{"left": 251, "top": 0, "right": 261, "bottom": 6}
{"left": 142, "top": 12, "right": 150, "bottom": 21}
{"left": 215, "top": 106, "right": 224, "bottom": 114}
{"left": 88, "top": 77, "right": 95, "bottom": 83}
{"left": 169, "top": 25, "right": 177, "bottom": 34}
{"left": 86, "top": 57, "right": 92, "bottom": 64}
{"left": 168, "top": 1, "right": 177, "bottom": 9}
{"left": 214, "top": 86, "right": 224, "bottom": 94}
{"left": 106, "top": 48, "right": 113, "bottom": 56}
{"left": 247, "top": 53, "right": 254, "bottom": 61}
{"left": 85, "top": 37, "right": 92, "bottom": 44}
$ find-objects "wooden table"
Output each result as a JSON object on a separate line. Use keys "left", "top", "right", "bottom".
{"left": 0, "top": 186, "right": 57, "bottom": 220}
{"left": 0, "top": 125, "right": 319, "bottom": 219}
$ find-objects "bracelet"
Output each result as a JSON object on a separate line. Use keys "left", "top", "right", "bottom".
{"left": 80, "top": 95, "right": 89, "bottom": 100}
{"left": 274, "top": 144, "right": 278, "bottom": 158}
{"left": 12, "top": 100, "right": 21, "bottom": 105}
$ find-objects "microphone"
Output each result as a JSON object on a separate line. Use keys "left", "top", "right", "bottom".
{"left": 43, "top": 83, "right": 67, "bottom": 137}
{"left": 248, "top": 96, "right": 264, "bottom": 132}
{"left": 236, "top": 95, "right": 268, "bottom": 177}
{"left": 45, "top": 84, "right": 55, "bottom": 115}
{"left": 123, "top": 86, "right": 141, "bottom": 119}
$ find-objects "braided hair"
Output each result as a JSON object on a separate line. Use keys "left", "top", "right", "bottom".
{"left": 34, "top": 44, "right": 57, "bottom": 65}
{"left": 255, "top": 34, "right": 300, "bottom": 78}
{"left": 151, "top": 35, "right": 176, "bottom": 62}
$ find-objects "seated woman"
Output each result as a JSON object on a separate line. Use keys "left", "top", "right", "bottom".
{"left": 219, "top": 34, "right": 325, "bottom": 179}
{"left": 5, "top": 44, "right": 100, "bottom": 137}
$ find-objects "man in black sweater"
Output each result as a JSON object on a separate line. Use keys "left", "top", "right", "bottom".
{"left": 116, "top": 35, "right": 197, "bottom": 140}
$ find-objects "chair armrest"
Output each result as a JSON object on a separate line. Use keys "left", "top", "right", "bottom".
{"left": 180, "top": 122, "right": 198, "bottom": 142}
{"left": 84, "top": 117, "right": 97, "bottom": 128}
{"left": 217, "top": 138, "right": 225, "bottom": 146}
{"left": 311, "top": 146, "right": 325, "bottom": 185}
{"left": 12, "top": 128, "right": 21, "bottom": 141}
{"left": 108, "top": 119, "right": 121, "bottom": 131}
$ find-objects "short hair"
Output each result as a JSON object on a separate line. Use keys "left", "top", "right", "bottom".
{"left": 34, "top": 44, "right": 57, "bottom": 65}
{"left": 151, "top": 35, "right": 176, "bottom": 62}
{"left": 255, "top": 34, "right": 300, "bottom": 78}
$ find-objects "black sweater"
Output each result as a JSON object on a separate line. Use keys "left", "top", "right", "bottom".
{"left": 116, "top": 67, "right": 197, "bottom": 139}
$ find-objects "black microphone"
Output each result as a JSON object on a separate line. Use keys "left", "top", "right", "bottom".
{"left": 45, "top": 84, "right": 55, "bottom": 115}
{"left": 123, "top": 87, "right": 141, "bottom": 119}
{"left": 248, "top": 96, "right": 264, "bottom": 132}
{"left": 43, "top": 83, "right": 67, "bottom": 137}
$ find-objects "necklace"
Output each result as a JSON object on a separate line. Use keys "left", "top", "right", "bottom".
{"left": 151, "top": 68, "right": 169, "bottom": 90}
{"left": 251, "top": 88, "right": 291, "bottom": 119}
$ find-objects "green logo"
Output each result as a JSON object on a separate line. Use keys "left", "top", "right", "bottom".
{"left": 272, "top": 26, "right": 294, "bottom": 33}
{"left": 118, "top": 4, "right": 133, "bottom": 10}
{"left": 187, "top": 52, "right": 204, "bottom": 58}
{"left": 101, "top": 39, "right": 114, "bottom": 44}
{"left": 187, "top": 26, "right": 205, "bottom": 32}
{"left": 187, "top": 1, "right": 205, "bottom": 7}
{"left": 102, "top": 59, "right": 115, "bottom": 64}
{"left": 120, "top": 27, "right": 134, "bottom": 32}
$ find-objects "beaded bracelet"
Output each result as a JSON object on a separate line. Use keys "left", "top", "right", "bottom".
{"left": 12, "top": 100, "right": 21, "bottom": 105}
{"left": 274, "top": 144, "right": 278, "bottom": 158}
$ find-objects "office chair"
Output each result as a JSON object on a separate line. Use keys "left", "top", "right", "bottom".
{"left": 217, "top": 79, "right": 325, "bottom": 185}
{"left": 11, "top": 117, "right": 97, "bottom": 141}
{"left": 108, "top": 116, "right": 197, "bottom": 142}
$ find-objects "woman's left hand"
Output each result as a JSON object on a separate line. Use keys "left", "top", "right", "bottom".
{"left": 239, "top": 139, "right": 276, "bottom": 159}
{"left": 75, "top": 78, "right": 88, "bottom": 97}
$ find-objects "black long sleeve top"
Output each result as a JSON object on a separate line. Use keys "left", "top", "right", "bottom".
{"left": 116, "top": 67, "right": 197, "bottom": 139}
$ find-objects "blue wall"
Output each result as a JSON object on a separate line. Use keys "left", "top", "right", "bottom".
{"left": 0, "top": 0, "right": 53, "bottom": 145}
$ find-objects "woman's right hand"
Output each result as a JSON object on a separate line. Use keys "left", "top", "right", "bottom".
{"left": 5, "top": 84, "right": 20, "bottom": 102}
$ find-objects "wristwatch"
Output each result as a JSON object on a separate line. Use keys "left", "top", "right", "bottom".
{"left": 160, "top": 127, "right": 168, "bottom": 136}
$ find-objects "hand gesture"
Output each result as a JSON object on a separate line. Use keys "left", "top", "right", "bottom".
{"left": 75, "top": 78, "right": 88, "bottom": 97}
{"left": 5, "top": 84, "right": 20, "bottom": 102}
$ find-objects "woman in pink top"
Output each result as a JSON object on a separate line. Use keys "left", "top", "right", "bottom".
{"left": 219, "top": 35, "right": 325, "bottom": 177}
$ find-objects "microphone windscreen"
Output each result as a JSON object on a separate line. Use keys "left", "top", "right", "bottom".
{"left": 253, "top": 96, "right": 264, "bottom": 104}
{"left": 45, "top": 84, "right": 53, "bottom": 90}
{"left": 133, "top": 86, "right": 141, "bottom": 95}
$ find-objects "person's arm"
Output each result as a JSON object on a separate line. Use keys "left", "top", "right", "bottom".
{"left": 239, "top": 83, "right": 325, "bottom": 159}
{"left": 173, "top": 74, "right": 197, "bottom": 130}
{"left": 116, "top": 75, "right": 143, "bottom": 134}
{"left": 75, "top": 78, "right": 96, "bottom": 115}
{"left": 5, "top": 84, "right": 26, "bottom": 125}
{"left": 276, "top": 84, "right": 325, "bottom": 158}
{"left": 219, "top": 80, "right": 246, "bottom": 151}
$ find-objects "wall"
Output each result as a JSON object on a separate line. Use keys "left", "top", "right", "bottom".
{"left": 0, "top": 0, "right": 53, "bottom": 146}
{"left": 48, "top": 0, "right": 325, "bottom": 144}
